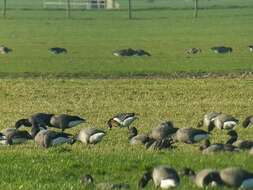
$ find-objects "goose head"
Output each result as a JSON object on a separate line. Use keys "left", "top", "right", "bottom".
{"left": 138, "top": 171, "right": 152, "bottom": 188}
{"left": 15, "top": 119, "right": 32, "bottom": 129}
{"left": 207, "top": 121, "right": 216, "bottom": 132}
{"left": 128, "top": 127, "right": 138, "bottom": 140}
{"left": 226, "top": 130, "right": 238, "bottom": 145}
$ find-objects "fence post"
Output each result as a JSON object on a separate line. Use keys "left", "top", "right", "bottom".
{"left": 194, "top": 0, "right": 198, "bottom": 18}
{"left": 3, "top": 0, "right": 6, "bottom": 18}
{"left": 128, "top": 0, "right": 132, "bottom": 19}
{"left": 66, "top": 0, "right": 71, "bottom": 18}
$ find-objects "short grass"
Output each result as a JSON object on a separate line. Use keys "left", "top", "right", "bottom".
{"left": 0, "top": 78, "right": 252, "bottom": 189}
{"left": 0, "top": 2, "right": 253, "bottom": 78}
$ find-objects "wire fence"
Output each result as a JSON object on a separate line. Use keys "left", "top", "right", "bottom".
{"left": 1, "top": 0, "right": 253, "bottom": 19}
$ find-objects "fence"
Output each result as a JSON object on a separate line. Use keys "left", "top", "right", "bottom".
{"left": 1, "top": 0, "right": 253, "bottom": 19}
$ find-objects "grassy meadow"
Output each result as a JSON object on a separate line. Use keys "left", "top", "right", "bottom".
{"left": 0, "top": 78, "right": 253, "bottom": 189}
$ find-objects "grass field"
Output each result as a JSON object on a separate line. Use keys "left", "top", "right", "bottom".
{"left": 0, "top": 1, "right": 253, "bottom": 78}
{"left": 0, "top": 78, "right": 253, "bottom": 189}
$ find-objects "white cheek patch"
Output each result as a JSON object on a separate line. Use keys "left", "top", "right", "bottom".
{"left": 113, "top": 118, "right": 123, "bottom": 125}
{"left": 223, "top": 121, "right": 237, "bottom": 129}
{"left": 240, "top": 178, "right": 253, "bottom": 189}
{"left": 160, "top": 179, "right": 177, "bottom": 189}
{"left": 12, "top": 138, "right": 28, "bottom": 144}
{"left": 52, "top": 137, "right": 70, "bottom": 146}
{"left": 69, "top": 120, "right": 84, "bottom": 127}
{"left": 193, "top": 134, "right": 209, "bottom": 142}
{"left": 123, "top": 117, "right": 136, "bottom": 127}
{"left": 89, "top": 133, "right": 105, "bottom": 144}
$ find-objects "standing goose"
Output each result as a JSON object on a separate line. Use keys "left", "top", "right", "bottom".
{"left": 15, "top": 113, "right": 54, "bottom": 129}
{"left": 242, "top": 115, "right": 253, "bottom": 128}
{"left": 50, "top": 114, "right": 85, "bottom": 132}
{"left": 208, "top": 113, "right": 239, "bottom": 132}
{"left": 107, "top": 113, "right": 138, "bottom": 129}
{"left": 220, "top": 167, "right": 253, "bottom": 189}
{"left": 149, "top": 121, "right": 178, "bottom": 140}
{"left": 226, "top": 130, "right": 253, "bottom": 150}
{"left": 200, "top": 139, "right": 239, "bottom": 154}
{"left": 197, "top": 112, "right": 221, "bottom": 128}
{"left": 180, "top": 167, "right": 223, "bottom": 188}
{"left": 128, "top": 127, "right": 150, "bottom": 145}
{"left": 139, "top": 165, "right": 180, "bottom": 189}
{"left": 172, "top": 127, "right": 209, "bottom": 144}
{"left": 75, "top": 128, "right": 106, "bottom": 145}
{"left": 34, "top": 128, "right": 74, "bottom": 148}
{"left": 0, "top": 128, "right": 32, "bottom": 145}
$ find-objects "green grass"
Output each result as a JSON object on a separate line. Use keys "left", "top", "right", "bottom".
{"left": 0, "top": 78, "right": 253, "bottom": 189}
{"left": 0, "top": 3, "right": 252, "bottom": 78}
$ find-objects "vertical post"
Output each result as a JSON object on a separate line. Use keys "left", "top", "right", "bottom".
{"left": 128, "top": 0, "right": 132, "bottom": 19}
{"left": 66, "top": 0, "right": 71, "bottom": 18}
{"left": 194, "top": 0, "right": 198, "bottom": 18}
{"left": 3, "top": 0, "right": 6, "bottom": 18}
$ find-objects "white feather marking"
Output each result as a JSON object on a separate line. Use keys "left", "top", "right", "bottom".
{"left": 113, "top": 118, "right": 123, "bottom": 125}
{"left": 160, "top": 179, "right": 177, "bottom": 189}
{"left": 68, "top": 120, "right": 84, "bottom": 127}
{"left": 52, "top": 137, "right": 70, "bottom": 146}
{"left": 193, "top": 134, "right": 209, "bottom": 142}
{"left": 122, "top": 117, "right": 136, "bottom": 127}
{"left": 211, "top": 181, "right": 218, "bottom": 187}
{"left": 12, "top": 138, "right": 28, "bottom": 144}
{"left": 0, "top": 140, "right": 8, "bottom": 145}
{"left": 89, "top": 133, "right": 105, "bottom": 144}
{"left": 240, "top": 178, "right": 253, "bottom": 189}
{"left": 223, "top": 121, "right": 237, "bottom": 129}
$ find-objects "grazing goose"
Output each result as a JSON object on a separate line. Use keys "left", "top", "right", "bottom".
{"left": 248, "top": 45, "right": 253, "bottom": 52}
{"left": 145, "top": 138, "right": 174, "bottom": 151}
{"left": 242, "top": 115, "right": 253, "bottom": 128}
{"left": 0, "top": 128, "right": 32, "bottom": 145}
{"left": 34, "top": 128, "right": 74, "bottom": 148}
{"left": 185, "top": 48, "right": 202, "bottom": 55}
{"left": 139, "top": 165, "right": 180, "bottom": 189}
{"left": 128, "top": 127, "right": 149, "bottom": 145}
{"left": 226, "top": 130, "right": 253, "bottom": 150}
{"left": 0, "top": 45, "right": 12, "bottom": 54}
{"left": 200, "top": 139, "right": 239, "bottom": 154}
{"left": 220, "top": 167, "right": 253, "bottom": 189}
{"left": 107, "top": 113, "right": 138, "bottom": 129}
{"left": 181, "top": 167, "right": 223, "bottom": 188}
{"left": 49, "top": 47, "right": 67, "bottom": 54}
{"left": 15, "top": 113, "right": 54, "bottom": 129}
{"left": 208, "top": 113, "right": 239, "bottom": 132}
{"left": 113, "top": 48, "right": 151, "bottom": 57}
{"left": 197, "top": 112, "right": 221, "bottom": 128}
{"left": 75, "top": 128, "right": 106, "bottom": 145}
{"left": 149, "top": 121, "right": 178, "bottom": 140}
{"left": 50, "top": 114, "right": 85, "bottom": 132}
{"left": 172, "top": 127, "right": 209, "bottom": 144}
{"left": 81, "top": 174, "right": 130, "bottom": 189}
{"left": 211, "top": 46, "right": 232, "bottom": 54}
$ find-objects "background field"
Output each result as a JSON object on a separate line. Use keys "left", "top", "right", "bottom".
{"left": 0, "top": 0, "right": 253, "bottom": 78}
{"left": 0, "top": 78, "right": 253, "bottom": 189}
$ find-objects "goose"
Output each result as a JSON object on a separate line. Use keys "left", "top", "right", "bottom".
{"left": 81, "top": 174, "right": 130, "bottom": 189}
{"left": 49, "top": 114, "right": 85, "bottom": 132}
{"left": 242, "top": 115, "right": 253, "bottom": 128}
{"left": 0, "top": 45, "right": 12, "bottom": 54}
{"left": 49, "top": 47, "right": 67, "bottom": 54}
{"left": 75, "top": 128, "right": 106, "bottom": 145}
{"left": 180, "top": 167, "right": 223, "bottom": 188}
{"left": 200, "top": 139, "right": 239, "bottom": 154}
{"left": 128, "top": 127, "right": 149, "bottom": 145}
{"left": 226, "top": 130, "right": 253, "bottom": 150}
{"left": 149, "top": 121, "right": 178, "bottom": 140}
{"left": 172, "top": 127, "right": 209, "bottom": 144}
{"left": 248, "top": 45, "right": 253, "bottom": 52}
{"left": 145, "top": 137, "right": 174, "bottom": 151}
{"left": 138, "top": 165, "right": 180, "bottom": 189}
{"left": 34, "top": 128, "right": 74, "bottom": 148}
{"left": 0, "top": 128, "right": 32, "bottom": 145}
{"left": 197, "top": 112, "right": 221, "bottom": 128}
{"left": 185, "top": 48, "right": 202, "bottom": 55}
{"left": 211, "top": 46, "right": 232, "bottom": 53}
{"left": 113, "top": 48, "right": 150, "bottom": 57}
{"left": 220, "top": 167, "right": 253, "bottom": 189}
{"left": 15, "top": 113, "right": 54, "bottom": 129}
{"left": 107, "top": 113, "right": 138, "bottom": 129}
{"left": 208, "top": 113, "right": 239, "bottom": 132}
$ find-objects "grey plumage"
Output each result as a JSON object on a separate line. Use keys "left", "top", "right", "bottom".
{"left": 76, "top": 128, "right": 106, "bottom": 144}
{"left": 128, "top": 127, "right": 149, "bottom": 145}
{"left": 208, "top": 113, "right": 239, "bottom": 132}
{"left": 107, "top": 113, "right": 138, "bottom": 129}
{"left": 149, "top": 121, "right": 178, "bottom": 140}
{"left": 199, "top": 112, "right": 221, "bottom": 128}
{"left": 200, "top": 139, "right": 239, "bottom": 154}
{"left": 227, "top": 130, "right": 253, "bottom": 150}
{"left": 0, "top": 128, "right": 32, "bottom": 145}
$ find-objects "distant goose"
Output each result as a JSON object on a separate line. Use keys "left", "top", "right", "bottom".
{"left": 0, "top": 45, "right": 12, "bottom": 54}
{"left": 149, "top": 121, "right": 178, "bottom": 140}
{"left": 139, "top": 165, "right": 180, "bottom": 189}
{"left": 208, "top": 113, "right": 239, "bottom": 132}
{"left": 75, "top": 128, "right": 106, "bottom": 145}
{"left": 15, "top": 113, "right": 54, "bottom": 129}
{"left": 113, "top": 48, "right": 151, "bottom": 57}
{"left": 220, "top": 167, "right": 253, "bottom": 189}
{"left": 34, "top": 129, "right": 74, "bottom": 148}
{"left": 242, "top": 115, "right": 253, "bottom": 128}
{"left": 211, "top": 46, "right": 232, "bottom": 54}
{"left": 81, "top": 174, "right": 130, "bottom": 189}
{"left": 248, "top": 45, "right": 253, "bottom": 52}
{"left": 181, "top": 167, "right": 223, "bottom": 188}
{"left": 200, "top": 139, "right": 239, "bottom": 154}
{"left": 185, "top": 48, "right": 202, "bottom": 55}
{"left": 107, "top": 113, "right": 138, "bottom": 129}
{"left": 172, "top": 127, "right": 209, "bottom": 144}
{"left": 128, "top": 127, "right": 149, "bottom": 145}
{"left": 49, "top": 47, "right": 67, "bottom": 54}
{"left": 197, "top": 112, "right": 221, "bottom": 128}
{"left": 226, "top": 130, "right": 253, "bottom": 150}
{"left": 50, "top": 114, "right": 85, "bottom": 132}
{"left": 0, "top": 128, "right": 32, "bottom": 145}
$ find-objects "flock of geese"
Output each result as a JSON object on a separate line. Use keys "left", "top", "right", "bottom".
{"left": 1, "top": 112, "right": 253, "bottom": 189}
